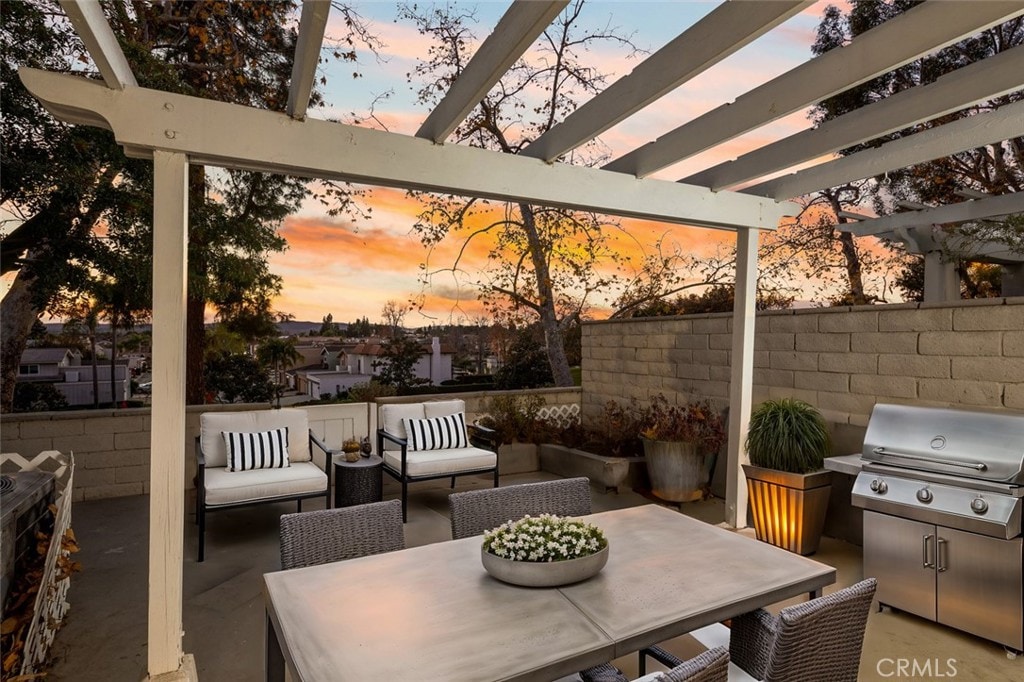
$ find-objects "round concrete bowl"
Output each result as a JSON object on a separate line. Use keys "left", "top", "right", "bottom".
{"left": 481, "top": 546, "right": 609, "bottom": 588}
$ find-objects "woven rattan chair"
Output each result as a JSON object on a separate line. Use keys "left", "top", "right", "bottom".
{"left": 448, "top": 477, "right": 593, "bottom": 539}
{"left": 581, "top": 647, "right": 728, "bottom": 682}
{"left": 640, "top": 578, "right": 877, "bottom": 682}
{"left": 279, "top": 499, "right": 404, "bottom": 570}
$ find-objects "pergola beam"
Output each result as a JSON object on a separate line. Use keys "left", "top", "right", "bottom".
{"left": 21, "top": 68, "right": 794, "bottom": 231}
{"left": 682, "top": 45, "right": 1024, "bottom": 190}
{"left": 59, "top": 0, "right": 136, "bottom": 90}
{"left": 521, "top": 0, "right": 811, "bottom": 162}
{"left": 415, "top": 1, "right": 568, "bottom": 143}
{"left": 839, "top": 193, "right": 1024, "bottom": 237}
{"left": 603, "top": 1, "right": 1024, "bottom": 178}
{"left": 286, "top": 0, "right": 331, "bottom": 120}
{"left": 744, "top": 99, "right": 1024, "bottom": 200}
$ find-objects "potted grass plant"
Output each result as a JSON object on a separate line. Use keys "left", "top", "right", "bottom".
{"left": 743, "top": 398, "right": 832, "bottom": 555}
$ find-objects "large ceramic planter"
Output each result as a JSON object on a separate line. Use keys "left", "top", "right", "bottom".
{"left": 642, "top": 439, "right": 705, "bottom": 503}
{"left": 743, "top": 464, "right": 832, "bottom": 555}
{"left": 481, "top": 546, "right": 609, "bottom": 587}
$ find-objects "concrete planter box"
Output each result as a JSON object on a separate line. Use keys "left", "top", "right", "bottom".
{"left": 497, "top": 442, "right": 539, "bottom": 475}
{"left": 743, "top": 464, "right": 832, "bottom": 556}
{"left": 538, "top": 444, "right": 644, "bottom": 493}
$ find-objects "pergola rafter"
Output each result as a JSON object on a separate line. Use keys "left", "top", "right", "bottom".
{"left": 602, "top": 1, "right": 1024, "bottom": 178}
{"left": 26, "top": 2, "right": 1024, "bottom": 680}
{"left": 744, "top": 99, "right": 1024, "bottom": 199}
{"left": 520, "top": 0, "right": 812, "bottom": 162}
{"left": 840, "top": 193, "right": 1024, "bottom": 237}
{"left": 682, "top": 45, "right": 1024, "bottom": 191}
{"left": 415, "top": 0, "right": 569, "bottom": 143}
{"left": 286, "top": 0, "right": 331, "bottom": 120}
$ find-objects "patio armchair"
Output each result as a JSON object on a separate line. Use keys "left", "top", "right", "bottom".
{"left": 449, "top": 477, "right": 592, "bottom": 539}
{"left": 279, "top": 500, "right": 404, "bottom": 570}
{"left": 377, "top": 399, "right": 499, "bottom": 522}
{"left": 195, "top": 408, "right": 332, "bottom": 562}
{"left": 639, "top": 578, "right": 877, "bottom": 681}
{"left": 581, "top": 647, "right": 728, "bottom": 682}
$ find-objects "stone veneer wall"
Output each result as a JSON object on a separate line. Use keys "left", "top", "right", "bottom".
{"left": 1, "top": 388, "right": 581, "bottom": 502}
{"left": 582, "top": 297, "right": 1024, "bottom": 453}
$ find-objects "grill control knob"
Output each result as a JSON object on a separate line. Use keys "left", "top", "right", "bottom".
{"left": 916, "top": 488, "right": 933, "bottom": 504}
{"left": 971, "top": 497, "right": 989, "bottom": 515}
{"left": 869, "top": 479, "right": 888, "bottom": 495}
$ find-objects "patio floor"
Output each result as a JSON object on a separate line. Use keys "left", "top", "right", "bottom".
{"left": 46, "top": 472, "right": 1020, "bottom": 681}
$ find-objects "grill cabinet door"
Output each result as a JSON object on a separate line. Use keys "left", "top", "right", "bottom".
{"left": 936, "top": 527, "right": 1023, "bottom": 650}
{"left": 864, "top": 511, "right": 936, "bottom": 621}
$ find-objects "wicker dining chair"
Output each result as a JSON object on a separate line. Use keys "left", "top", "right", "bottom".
{"left": 279, "top": 499, "right": 404, "bottom": 570}
{"left": 640, "top": 578, "right": 877, "bottom": 682}
{"left": 581, "top": 647, "right": 729, "bottom": 682}
{"left": 448, "top": 477, "right": 593, "bottom": 539}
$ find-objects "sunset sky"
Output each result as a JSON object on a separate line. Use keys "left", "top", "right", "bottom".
{"left": 1, "top": 1, "right": 852, "bottom": 327}
{"left": 268, "top": 0, "right": 843, "bottom": 326}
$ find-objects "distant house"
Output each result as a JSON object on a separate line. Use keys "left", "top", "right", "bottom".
{"left": 348, "top": 337, "right": 454, "bottom": 384}
{"left": 16, "top": 347, "right": 130, "bottom": 406}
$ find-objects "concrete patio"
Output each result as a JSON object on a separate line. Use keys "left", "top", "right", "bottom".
{"left": 42, "top": 472, "right": 1019, "bottom": 682}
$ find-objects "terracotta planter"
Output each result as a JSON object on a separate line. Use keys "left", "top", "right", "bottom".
{"left": 642, "top": 439, "right": 705, "bottom": 503}
{"left": 481, "top": 546, "right": 609, "bottom": 587}
{"left": 743, "top": 464, "right": 832, "bottom": 555}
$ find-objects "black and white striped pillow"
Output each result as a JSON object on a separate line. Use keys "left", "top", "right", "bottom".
{"left": 405, "top": 413, "right": 469, "bottom": 451}
{"left": 223, "top": 427, "right": 291, "bottom": 472}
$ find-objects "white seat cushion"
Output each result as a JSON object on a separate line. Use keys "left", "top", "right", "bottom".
{"left": 383, "top": 446, "right": 496, "bottom": 477}
{"left": 689, "top": 623, "right": 756, "bottom": 682}
{"left": 203, "top": 461, "right": 327, "bottom": 507}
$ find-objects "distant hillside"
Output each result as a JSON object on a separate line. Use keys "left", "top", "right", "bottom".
{"left": 277, "top": 320, "right": 343, "bottom": 336}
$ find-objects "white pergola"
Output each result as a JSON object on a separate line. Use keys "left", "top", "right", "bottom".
{"left": 21, "top": 1, "right": 1024, "bottom": 678}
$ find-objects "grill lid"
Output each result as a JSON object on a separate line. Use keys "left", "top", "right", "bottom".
{"left": 862, "top": 403, "right": 1024, "bottom": 484}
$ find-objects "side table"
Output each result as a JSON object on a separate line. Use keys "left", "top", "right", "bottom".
{"left": 333, "top": 454, "right": 383, "bottom": 508}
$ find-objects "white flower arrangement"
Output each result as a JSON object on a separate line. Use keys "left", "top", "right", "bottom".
{"left": 482, "top": 514, "right": 608, "bottom": 563}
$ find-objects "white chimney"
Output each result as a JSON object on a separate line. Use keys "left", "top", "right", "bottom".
{"left": 430, "top": 337, "right": 441, "bottom": 384}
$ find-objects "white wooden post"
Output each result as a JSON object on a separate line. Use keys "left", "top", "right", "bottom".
{"left": 148, "top": 150, "right": 188, "bottom": 677}
{"left": 726, "top": 227, "right": 759, "bottom": 528}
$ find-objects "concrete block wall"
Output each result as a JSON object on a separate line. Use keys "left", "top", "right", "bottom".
{"left": 582, "top": 297, "right": 1024, "bottom": 449}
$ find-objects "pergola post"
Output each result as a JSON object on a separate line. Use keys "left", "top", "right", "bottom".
{"left": 725, "top": 227, "right": 759, "bottom": 528}
{"left": 147, "top": 150, "right": 191, "bottom": 679}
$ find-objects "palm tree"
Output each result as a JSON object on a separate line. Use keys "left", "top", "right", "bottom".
{"left": 257, "top": 337, "right": 302, "bottom": 408}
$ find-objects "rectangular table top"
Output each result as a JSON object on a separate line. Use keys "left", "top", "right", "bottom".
{"left": 264, "top": 503, "right": 835, "bottom": 681}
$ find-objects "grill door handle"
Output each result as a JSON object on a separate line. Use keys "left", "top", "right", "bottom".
{"left": 922, "top": 534, "right": 934, "bottom": 569}
{"left": 937, "top": 537, "right": 948, "bottom": 572}
{"left": 872, "top": 447, "right": 987, "bottom": 471}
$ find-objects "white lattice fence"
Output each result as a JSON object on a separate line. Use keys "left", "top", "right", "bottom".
{"left": 536, "top": 403, "right": 580, "bottom": 429}
{"left": 0, "top": 450, "right": 75, "bottom": 676}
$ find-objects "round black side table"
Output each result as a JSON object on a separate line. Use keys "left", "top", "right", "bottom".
{"left": 333, "top": 454, "right": 384, "bottom": 508}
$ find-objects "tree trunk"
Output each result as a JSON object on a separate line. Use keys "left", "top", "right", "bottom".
{"left": 186, "top": 295, "right": 206, "bottom": 404}
{"left": 90, "top": 328, "right": 99, "bottom": 408}
{"left": 519, "top": 205, "right": 573, "bottom": 386}
{"left": 109, "top": 316, "right": 118, "bottom": 407}
{"left": 826, "top": 192, "right": 870, "bottom": 305}
{"left": 0, "top": 268, "right": 41, "bottom": 412}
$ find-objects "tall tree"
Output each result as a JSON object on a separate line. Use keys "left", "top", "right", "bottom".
{"left": 257, "top": 337, "right": 301, "bottom": 408}
{"left": 1, "top": 1, "right": 376, "bottom": 411}
{"left": 402, "top": 1, "right": 640, "bottom": 386}
{"left": 381, "top": 300, "right": 409, "bottom": 338}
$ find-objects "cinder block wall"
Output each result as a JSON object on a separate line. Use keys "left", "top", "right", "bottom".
{"left": 582, "top": 297, "right": 1024, "bottom": 453}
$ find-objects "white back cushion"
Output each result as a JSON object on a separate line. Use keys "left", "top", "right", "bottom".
{"left": 379, "top": 400, "right": 467, "bottom": 452}
{"left": 200, "top": 408, "right": 310, "bottom": 468}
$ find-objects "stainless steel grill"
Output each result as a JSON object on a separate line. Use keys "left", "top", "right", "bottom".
{"left": 852, "top": 403, "right": 1024, "bottom": 654}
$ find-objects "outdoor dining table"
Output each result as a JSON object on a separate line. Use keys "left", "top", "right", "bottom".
{"left": 263, "top": 503, "right": 836, "bottom": 682}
